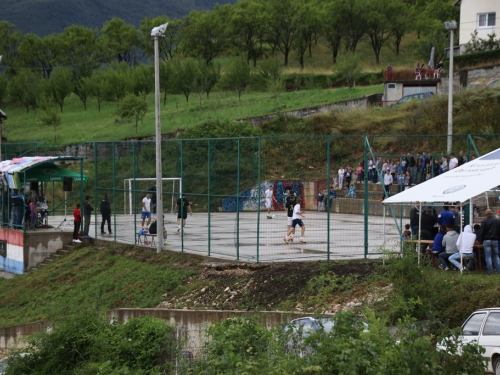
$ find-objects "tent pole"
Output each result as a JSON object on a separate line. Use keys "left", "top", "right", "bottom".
{"left": 460, "top": 204, "right": 463, "bottom": 274}
{"left": 418, "top": 202, "right": 422, "bottom": 267}
{"left": 383, "top": 204, "right": 386, "bottom": 249}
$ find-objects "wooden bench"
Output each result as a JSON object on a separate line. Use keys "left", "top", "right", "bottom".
{"left": 138, "top": 233, "right": 157, "bottom": 246}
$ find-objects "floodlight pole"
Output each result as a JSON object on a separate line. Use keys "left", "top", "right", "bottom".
{"left": 445, "top": 21, "right": 457, "bottom": 155}
{"left": 152, "top": 23, "right": 168, "bottom": 253}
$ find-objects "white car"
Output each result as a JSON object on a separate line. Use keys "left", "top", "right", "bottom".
{"left": 0, "top": 353, "right": 29, "bottom": 374}
{"left": 438, "top": 308, "right": 500, "bottom": 374}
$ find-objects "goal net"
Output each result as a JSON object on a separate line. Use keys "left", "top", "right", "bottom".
{"left": 123, "top": 178, "right": 182, "bottom": 215}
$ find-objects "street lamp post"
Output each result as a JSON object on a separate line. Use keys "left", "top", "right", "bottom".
{"left": 444, "top": 20, "right": 457, "bottom": 155}
{"left": 151, "top": 22, "right": 168, "bottom": 254}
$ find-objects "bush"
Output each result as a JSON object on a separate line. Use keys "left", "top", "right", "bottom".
{"left": 6, "top": 311, "right": 178, "bottom": 374}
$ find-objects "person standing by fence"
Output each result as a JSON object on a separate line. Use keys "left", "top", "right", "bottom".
{"left": 73, "top": 203, "right": 82, "bottom": 243}
{"left": 83, "top": 195, "right": 93, "bottom": 238}
{"left": 100, "top": 194, "right": 112, "bottom": 235}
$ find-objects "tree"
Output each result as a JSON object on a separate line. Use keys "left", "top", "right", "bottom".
{"left": 180, "top": 5, "right": 231, "bottom": 64}
{"left": 0, "top": 21, "right": 22, "bottom": 76}
{"left": 222, "top": 56, "right": 251, "bottom": 100}
{"left": 266, "top": 0, "right": 297, "bottom": 66}
{"left": 258, "top": 57, "right": 284, "bottom": 106}
{"left": 159, "top": 61, "right": 172, "bottom": 106}
{"left": 392, "top": 9, "right": 414, "bottom": 55}
{"left": 59, "top": 25, "right": 103, "bottom": 86}
{"left": 335, "top": 52, "right": 362, "bottom": 96}
{"left": 228, "top": 0, "right": 269, "bottom": 67}
{"left": 293, "top": 2, "right": 319, "bottom": 69}
{"left": 321, "top": 0, "right": 343, "bottom": 64}
{"left": 140, "top": 16, "right": 182, "bottom": 61}
{"left": 40, "top": 106, "right": 61, "bottom": 143}
{"left": 170, "top": 59, "right": 200, "bottom": 103}
{"left": 48, "top": 67, "right": 74, "bottom": 112}
{"left": 8, "top": 70, "right": 41, "bottom": 113}
{"left": 197, "top": 61, "right": 221, "bottom": 100}
{"left": 103, "top": 64, "right": 130, "bottom": 105}
{"left": 339, "top": 0, "right": 365, "bottom": 53}
{"left": 0, "top": 74, "right": 7, "bottom": 105}
{"left": 116, "top": 94, "right": 148, "bottom": 133}
{"left": 84, "top": 71, "right": 107, "bottom": 112}
{"left": 73, "top": 77, "right": 92, "bottom": 110}
{"left": 17, "top": 33, "right": 64, "bottom": 79}
{"left": 101, "top": 18, "right": 140, "bottom": 65}
{"left": 364, "top": 0, "right": 401, "bottom": 64}
{"left": 130, "top": 64, "right": 154, "bottom": 99}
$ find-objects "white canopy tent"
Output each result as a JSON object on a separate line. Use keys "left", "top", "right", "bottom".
{"left": 382, "top": 147, "right": 500, "bottom": 271}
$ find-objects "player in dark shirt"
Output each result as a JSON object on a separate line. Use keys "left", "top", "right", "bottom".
{"left": 175, "top": 195, "right": 192, "bottom": 233}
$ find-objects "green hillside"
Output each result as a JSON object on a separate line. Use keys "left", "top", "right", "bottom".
{"left": 2, "top": 0, "right": 236, "bottom": 36}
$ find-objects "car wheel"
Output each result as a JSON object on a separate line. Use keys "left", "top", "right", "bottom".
{"left": 494, "top": 356, "right": 500, "bottom": 375}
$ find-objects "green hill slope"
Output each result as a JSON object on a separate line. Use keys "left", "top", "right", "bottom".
{"left": 2, "top": 0, "right": 236, "bottom": 36}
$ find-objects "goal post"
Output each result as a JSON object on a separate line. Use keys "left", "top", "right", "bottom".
{"left": 123, "top": 178, "right": 182, "bottom": 215}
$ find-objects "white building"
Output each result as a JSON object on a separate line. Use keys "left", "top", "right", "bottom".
{"left": 454, "top": 0, "right": 500, "bottom": 49}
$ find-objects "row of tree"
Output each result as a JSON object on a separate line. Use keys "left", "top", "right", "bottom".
{"left": 1, "top": 0, "right": 458, "bottom": 74}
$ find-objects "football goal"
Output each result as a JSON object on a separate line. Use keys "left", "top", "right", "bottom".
{"left": 123, "top": 178, "right": 182, "bottom": 215}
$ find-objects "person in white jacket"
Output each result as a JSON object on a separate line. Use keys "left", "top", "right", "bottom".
{"left": 338, "top": 167, "right": 345, "bottom": 190}
{"left": 449, "top": 225, "right": 476, "bottom": 271}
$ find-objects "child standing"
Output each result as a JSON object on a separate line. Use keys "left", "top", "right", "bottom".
{"left": 73, "top": 203, "right": 82, "bottom": 243}
{"left": 403, "top": 224, "right": 411, "bottom": 240}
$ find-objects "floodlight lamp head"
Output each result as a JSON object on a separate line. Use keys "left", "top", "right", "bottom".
{"left": 444, "top": 20, "right": 457, "bottom": 30}
{"left": 0, "top": 109, "right": 6, "bottom": 120}
{"left": 151, "top": 22, "right": 168, "bottom": 37}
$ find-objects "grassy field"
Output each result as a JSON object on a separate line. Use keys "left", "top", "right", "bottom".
{"left": 4, "top": 85, "right": 383, "bottom": 145}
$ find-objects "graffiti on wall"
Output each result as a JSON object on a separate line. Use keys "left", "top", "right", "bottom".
{"left": 222, "top": 180, "right": 305, "bottom": 212}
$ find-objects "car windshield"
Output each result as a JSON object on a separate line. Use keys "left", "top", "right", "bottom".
{"left": 0, "top": 357, "right": 9, "bottom": 372}
{"left": 316, "top": 318, "right": 335, "bottom": 333}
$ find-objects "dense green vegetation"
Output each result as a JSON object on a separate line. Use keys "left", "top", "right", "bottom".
{"left": 2, "top": 246, "right": 498, "bottom": 374}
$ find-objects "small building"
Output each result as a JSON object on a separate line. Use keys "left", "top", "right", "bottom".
{"left": 383, "top": 69, "right": 440, "bottom": 106}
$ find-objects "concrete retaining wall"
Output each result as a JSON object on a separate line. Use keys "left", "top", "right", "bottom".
{"left": 0, "top": 309, "right": 309, "bottom": 350}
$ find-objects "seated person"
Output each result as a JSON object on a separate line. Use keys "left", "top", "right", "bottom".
{"left": 346, "top": 186, "right": 356, "bottom": 199}
{"left": 148, "top": 216, "right": 169, "bottom": 245}
{"left": 432, "top": 227, "right": 446, "bottom": 256}
{"left": 439, "top": 223, "right": 459, "bottom": 270}
{"left": 449, "top": 225, "right": 476, "bottom": 271}
{"left": 473, "top": 224, "right": 484, "bottom": 268}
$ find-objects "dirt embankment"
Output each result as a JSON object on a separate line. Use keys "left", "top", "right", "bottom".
{"left": 159, "top": 260, "right": 392, "bottom": 313}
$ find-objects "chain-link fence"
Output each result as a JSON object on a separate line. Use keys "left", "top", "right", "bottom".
{"left": 2, "top": 134, "right": 499, "bottom": 263}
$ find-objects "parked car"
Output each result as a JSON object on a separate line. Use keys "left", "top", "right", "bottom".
{"left": 437, "top": 307, "right": 500, "bottom": 374}
{"left": 283, "top": 316, "right": 368, "bottom": 357}
{"left": 487, "top": 79, "right": 500, "bottom": 88}
{"left": 394, "top": 92, "right": 434, "bottom": 105}
{"left": 0, "top": 353, "right": 30, "bottom": 375}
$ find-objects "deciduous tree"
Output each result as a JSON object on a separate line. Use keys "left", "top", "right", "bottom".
{"left": 17, "top": 33, "right": 63, "bottom": 79}
{"left": 335, "top": 52, "right": 362, "bottom": 96}
{"left": 101, "top": 18, "right": 140, "bottom": 65}
{"left": 170, "top": 59, "right": 200, "bottom": 103}
{"left": 8, "top": 70, "right": 41, "bottom": 113}
{"left": 48, "top": 67, "right": 74, "bottom": 112}
{"left": 222, "top": 56, "right": 251, "bottom": 100}
{"left": 321, "top": 0, "right": 343, "bottom": 64}
{"left": 116, "top": 94, "right": 148, "bottom": 133}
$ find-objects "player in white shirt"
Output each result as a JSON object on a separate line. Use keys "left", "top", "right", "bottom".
{"left": 285, "top": 197, "right": 306, "bottom": 243}
{"left": 264, "top": 185, "right": 275, "bottom": 219}
{"left": 141, "top": 193, "right": 152, "bottom": 227}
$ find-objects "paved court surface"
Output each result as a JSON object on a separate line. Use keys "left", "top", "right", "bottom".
{"left": 49, "top": 210, "right": 404, "bottom": 262}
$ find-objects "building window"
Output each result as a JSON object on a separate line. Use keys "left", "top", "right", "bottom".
{"left": 478, "top": 13, "right": 496, "bottom": 28}
{"left": 388, "top": 83, "right": 396, "bottom": 90}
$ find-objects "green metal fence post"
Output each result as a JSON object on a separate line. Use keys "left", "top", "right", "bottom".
{"left": 236, "top": 138, "right": 241, "bottom": 260}
{"left": 326, "top": 136, "right": 331, "bottom": 261}
{"left": 94, "top": 143, "right": 98, "bottom": 238}
{"left": 112, "top": 142, "right": 116, "bottom": 241}
{"left": 364, "top": 137, "right": 369, "bottom": 258}
{"left": 256, "top": 137, "right": 261, "bottom": 263}
{"left": 208, "top": 139, "right": 211, "bottom": 257}
{"left": 180, "top": 140, "right": 184, "bottom": 252}
{"left": 80, "top": 158, "right": 84, "bottom": 237}
{"left": 133, "top": 141, "right": 137, "bottom": 243}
